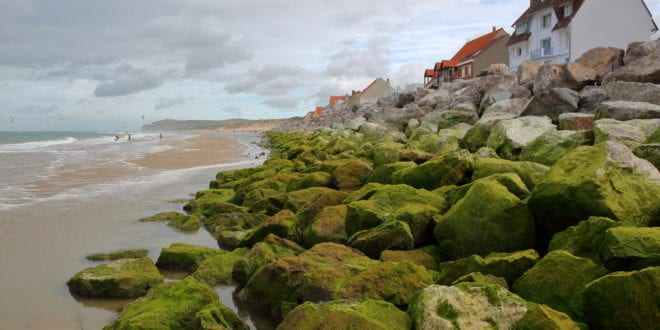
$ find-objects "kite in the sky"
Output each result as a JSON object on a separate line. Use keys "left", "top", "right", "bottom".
{"left": 9, "top": 116, "right": 15, "bottom": 123}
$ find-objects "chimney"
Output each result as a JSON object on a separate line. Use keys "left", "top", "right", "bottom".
{"left": 492, "top": 26, "right": 496, "bottom": 32}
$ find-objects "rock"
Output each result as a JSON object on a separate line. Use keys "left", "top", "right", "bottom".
{"left": 436, "top": 249, "right": 539, "bottom": 286}
{"left": 548, "top": 217, "right": 620, "bottom": 263}
{"left": 409, "top": 283, "right": 583, "bottom": 330}
{"left": 473, "top": 147, "right": 500, "bottom": 158}
{"left": 517, "top": 60, "right": 539, "bottom": 89}
{"left": 287, "top": 187, "right": 348, "bottom": 230}
{"left": 303, "top": 205, "right": 347, "bottom": 247}
{"left": 156, "top": 243, "right": 224, "bottom": 271}
{"left": 634, "top": 143, "right": 660, "bottom": 169}
{"left": 436, "top": 103, "right": 479, "bottom": 129}
{"left": 417, "top": 89, "right": 452, "bottom": 109}
{"left": 596, "top": 101, "right": 660, "bottom": 121}
{"left": 558, "top": 113, "right": 595, "bottom": 131}
{"left": 577, "top": 86, "right": 609, "bottom": 113}
{"left": 584, "top": 266, "right": 660, "bottom": 329}
{"left": 477, "top": 63, "right": 511, "bottom": 77}
{"left": 380, "top": 248, "right": 439, "bottom": 271}
{"left": 399, "top": 149, "right": 434, "bottom": 163}
{"left": 184, "top": 190, "right": 243, "bottom": 218}
{"left": 477, "top": 73, "right": 518, "bottom": 97}
{"left": 533, "top": 64, "right": 573, "bottom": 93}
{"left": 332, "top": 159, "right": 373, "bottom": 191}
{"left": 217, "top": 229, "right": 249, "bottom": 250}
{"left": 278, "top": 300, "right": 410, "bottom": 330}
{"left": 191, "top": 248, "right": 249, "bottom": 286}
{"left": 519, "top": 130, "right": 594, "bottom": 166}
{"left": 367, "top": 161, "right": 417, "bottom": 184}
{"left": 286, "top": 172, "right": 332, "bottom": 192}
{"left": 575, "top": 47, "right": 624, "bottom": 81}
{"left": 565, "top": 63, "right": 597, "bottom": 89}
{"left": 392, "top": 150, "right": 474, "bottom": 190}
{"left": 479, "top": 88, "right": 513, "bottom": 114}
{"left": 433, "top": 179, "right": 536, "bottom": 259}
{"left": 346, "top": 117, "right": 367, "bottom": 131}
{"left": 451, "top": 272, "right": 509, "bottom": 288}
{"left": 372, "top": 141, "right": 404, "bottom": 167}
{"left": 521, "top": 88, "right": 580, "bottom": 122}
{"left": 623, "top": 39, "right": 660, "bottom": 65}
{"left": 86, "top": 249, "right": 149, "bottom": 261}
{"left": 103, "top": 277, "right": 218, "bottom": 330}
{"left": 397, "top": 92, "right": 416, "bottom": 108}
{"left": 600, "top": 227, "right": 660, "bottom": 271}
{"left": 347, "top": 220, "right": 415, "bottom": 258}
{"left": 342, "top": 261, "right": 432, "bottom": 305}
{"left": 192, "top": 301, "right": 249, "bottom": 330}
{"left": 139, "top": 211, "right": 188, "bottom": 222}
{"left": 527, "top": 141, "right": 660, "bottom": 244}
{"left": 604, "top": 81, "right": 660, "bottom": 104}
{"left": 462, "top": 98, "right": 529, "bottom": 152}
{"left": 486, "top": 116, "right": 557, "bottom": 160}
{"left": 237, "top": 209, "right": 298, "bottom": 247}
{"left": 513, "top": 250, "right": 609, "bottom": 320}
{"left": 67, "top": 257, "right": 163, "bottom": 298}
{"left": 167, "top": 214, "right": 201, "bottom": 231}
{"left": 471, "top": 157, "right": 549, "bottom": 190}
{"left": 232, "top": 234, "right": 304, "bottom": 288}
{"left": 594, "top": 118, "right": 660, "bottom": 148}
{"left": 609, "top": 51, "right": 660, "bottom": 83}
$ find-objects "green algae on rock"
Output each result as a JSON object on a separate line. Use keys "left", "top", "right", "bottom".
{"left": 599, "top": 226, "right": 660, "bottom": 271}
{"left": 232, "top": 234, "right": 304, "bottom": 288}
{"left": 86, "top": 249, "right": 149, "bottom": 261}
{"left": 380, "top": 248, "right": 439, "bottom": 271}
{"left": 156, "top": 243, "right": 224, "bottom": 271}
{"left": 519, "top": 130, "right": 594, "bottom": 166}
{"left": 103, "top": 277, "right": 218, "bottom": 330}
{"left": 191, "top": 247, "right": 249, "bottom": 286}
{"left": 391, "top": 150, "right": 474, "bottom": 190}
{"left": 303, "top": 205, "right": 348, "bottom": 247}
{"left": 347, "top": 220, "right": 415, "bottom": 258}
{"left": 67, "top": 257, "right": 163, "bottom": 298}
{"left": 471, "top": 157, "right": 549, "bottom": 190}
{"left": 332, "top": 159, "right": 373, "bottom": 191}
{"left": 366, "top": 161, "right": 417, "bottom": 184}
{"left": 436, "top": 249, "right": 540, "bottom": 286}
{"left": 237, "top": 209, "right": 298, "bottom": 247}
{"left": 548, "top": 216, "right": 620, "bottom": 264}
{"left": 277, "top": 299, "right": 411, "bottom": 330}
{"left": 191, "top": 300, "right": 249, "bottom": 330}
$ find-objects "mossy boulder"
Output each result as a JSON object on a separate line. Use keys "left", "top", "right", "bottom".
{"left": 167, "top": 214, "right": 201, "bottom": 231}
{"left": 347, "top": 220, "right": 415, "bottom": 258}
{"left": 527, "top": 141, "right": 660, "bottom": 244}
{"left": 519, "top": 130, "right": 594, "bottom": 166}
{"left": 217, "top": 228, "right": 250, "bottom": 250}
{"left": 139, "top": 211, "right": 187, "bottom": 222}
{"left": 408, "top": 283, "right": 583, "bottom": 330}
{"left": 583, "top": 266, "right": 660, "bottom": 329}
{"left": 392, "top": 150, "right": 475, "bottom": 190}
{"left": 471, "top": 157, "right": 549, "bottom": 190}
{"left": 204, "top": 211, "right": 267, "bottom": 238}
{"left": 156, "top": 243, "right": 224, "bottom": 271}
{"left": 234, "top": 172, "right": 295, "bottom": 205}
{"left": 436, "top": 249, "right": 540, "bottom": 286}
{"left": 512, "top": 250, "right": 609, "bottom": 320}
{"left": 191, "top": 301, "right": 249, "bottom": 330}
{"left": 599, "top": 227, "right": 660, "bottom": 271}
{"left": 191, "top": 247, "right": 249, "bottom": 286}
{"left": 332, "top": 159, "right": 373, "bottom": 191}
{"left": 434, "top": 179, "right": 536, "bottom": 259}
{"left": 237, "top": 209, "right": 298, "bottom": 247}
{"left": 486, "top": 116, "right": 557, "bottom": 160}
{"left": 447, "top": 172, "right": 530, "bottom": 204}
{"left": 303, "top": 205, "right": 347, "bottom": 247}
{"left": 373, "top": 141, "right": 404, "bottom": 167}
{"left": 380, "top": 248, "right": 439, "bottom": 271}
{"left": 451, "top": 272, "right": 509, "bottom": 288}
{"left": 285, "top": 171, "right": 332, "bottom": 192}
{"left": 232, "top": 234, "right": 304, "bottom": 288}
{"left": 194, "top": 189, "right": 236, "bottom": 201}
{"left": 86, "top": 249, "right": 149, "bottom": 261}
{"left": 183, "top": 199, "right": 245, "bottom": 219}
{"left": 548, "top": 217, "right": 620, "bottom": 263}
{"left": 68, "top": 257, "right": 163, "bottom": 298}
{"left": 634, "top": 143, "right": 660, "bottom": 169}
{"left": 277, "top": 299, "right": 411, "bottom": 330}
{"left": 288, "top": 188, "right": 348, "bottom": 230}
{"left": 103, "top": 277, "right": 218, "bottom": 330}
{"left": 367, "top": 161, "right": 417, "bottom": 184}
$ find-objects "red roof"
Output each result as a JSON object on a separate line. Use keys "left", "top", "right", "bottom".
{"left": 442, "top": 60, "right": 459, "bottom": 68}
{"left": 451, "top": 28, "right": 507, "bottom": 63}
{"left": 424, "top": 69, "right": 436, "bottom": 77}
{"left": 434, "top": 62, "right": 443, "bottom": 71}
{"left": 329, "top": 96, "right": 346, "bottom": 107}
{"left": 314, "top": 107, "right": 324, "bottom": 116}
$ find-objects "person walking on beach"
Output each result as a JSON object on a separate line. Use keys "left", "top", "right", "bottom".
{"left": 128, "top": 134, "right": 131, "bottom": 141}
{"left": 159, "top": 133, "right": 162, "bottom": 139}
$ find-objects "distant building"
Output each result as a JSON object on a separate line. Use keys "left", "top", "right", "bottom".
{"left": 507, "top": 0, "right": 658, "bottom": 69}
{"left": 323, "top": 96, "right": 347, "bottom": 115}
{"left": 305, "top": 106, "right": 325, "bottom": 119}
{"left": 345, "top": 78, "right": 394, "bottom": 106}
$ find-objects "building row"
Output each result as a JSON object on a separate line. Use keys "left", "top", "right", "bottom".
{"left": 306, "top": 78, "right": 395, "bottom": 119}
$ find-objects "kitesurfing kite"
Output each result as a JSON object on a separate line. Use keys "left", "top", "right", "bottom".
{"left": 141, "top": 114, "right": 145, "bottom": 120}
{"left": 9, "top": 116, "right": 15, "bottom": 123}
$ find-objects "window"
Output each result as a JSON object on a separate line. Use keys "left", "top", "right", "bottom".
{"left": 515, "top": 21, "right": 528, "bottom": 35}
{"left": 517, "top": 48, "right": 522, "bottom": 57}
{"left": 542, "top": 14, "right": 552, "bottom": 28}
{"left": 541, "top": 38, "right": 552, "bottom": 56}
{"left": 564, "top": 4, "right": 572, "bottom": 17}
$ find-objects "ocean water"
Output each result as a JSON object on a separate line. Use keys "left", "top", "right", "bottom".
{"left": 0, "top": 131, "right": 273, "bottom": 329}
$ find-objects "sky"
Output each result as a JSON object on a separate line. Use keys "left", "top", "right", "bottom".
{"left": 1, "top": 0, "right": 659, "bottom": 131}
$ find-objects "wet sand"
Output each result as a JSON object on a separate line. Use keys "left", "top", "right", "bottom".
{"left": 0, "top": 133, "right": 273, "bottom": 330}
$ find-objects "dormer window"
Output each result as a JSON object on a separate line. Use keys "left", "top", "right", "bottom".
{"left": 516, "top": 21, "right": 528, "bottom": 35}
{"left": 542, "top": 14, "right": 552, "bottom": 28}
{"left": 564, "top": 4, "right": 573, "bottom": 17}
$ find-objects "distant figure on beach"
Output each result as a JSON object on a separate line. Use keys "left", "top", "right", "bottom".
{"left": 114, "top": 135, "right": 119, "bottom": 141}
{"left": 159, "top": 133, "right": 162, "bottom": 139}
{"left": 128, "top": 134, "right": 131, "bottom": 141}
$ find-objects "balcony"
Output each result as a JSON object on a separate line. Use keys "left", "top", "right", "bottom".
{"left": 530, "top": 47, "right": 553, "bottom": 59}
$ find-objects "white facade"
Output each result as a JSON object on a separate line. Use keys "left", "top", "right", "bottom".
{"left": 508, "top": 0, "right": 657, "bottom": 70}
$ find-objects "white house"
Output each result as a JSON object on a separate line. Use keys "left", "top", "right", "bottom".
{"left": 507, "top": 0, "right": 658, "bottom": 70}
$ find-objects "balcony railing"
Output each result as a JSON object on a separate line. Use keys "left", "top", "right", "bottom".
{"left": 530, "top": 47, "right": 553, "bottom": 59}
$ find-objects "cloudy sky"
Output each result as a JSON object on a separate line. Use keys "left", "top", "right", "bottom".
{"left": 1, "top": 0, "right": 659, "bottom": 131}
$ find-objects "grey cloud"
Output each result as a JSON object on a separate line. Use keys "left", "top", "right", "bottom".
{"left": 16, "top": 105, "right": 59, "bottom": 114}
{"left": 262, "top": 94, "right": 301, "bottom": 109}
{"left": 225, "top": 64, "right": 311, "bottom": 96}
{"left": 221, "top": 106, "right": 244, "bottom": 117}
{"left": 326, "top": 35, "right": 391, "bottom": 78}
{"left": 154, "top": 95, "right": 189, "bottom": 110}
{"left": 94, "top": 63, "right": 164, "bottom": 97}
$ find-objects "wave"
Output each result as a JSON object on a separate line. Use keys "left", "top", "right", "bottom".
{"left": 0, "top": 137, "right": 79, "bottom": 152}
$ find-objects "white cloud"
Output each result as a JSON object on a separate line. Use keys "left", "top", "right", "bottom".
{"left": 154, "top": 95, "right": 189, "bottom": 110}
{"left": 94, "top": 63, "right": 165, "bottom": 97}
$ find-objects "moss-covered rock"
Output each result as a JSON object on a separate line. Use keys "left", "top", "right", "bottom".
{"left": 471, "top": 157, "right": 549, "bottom": 190}
{"left": 519, "top": 130, "right": 594, "bottom": 166}
{"left": 548, "top": 217, "right": 620, "bottom": 263}
{"left": 183, "top": 198, "right": 245, "bottom": 219}
{"left": 86, "top": 249, "right": 149, "bottom": 261}
{"left": 486, "top": 116, "right": 557, "bottom": 160}
{"left": 204, "top": 211, "right": 267, "bottom": 238}
{"left": 434, "top": 179, "right": 536, "bottom": 259}
{"left": 156, "top": 243, "right": 224, "bottom": 271}
{"left": 447, "top": 172, "right": 530, "bottom": 204}
{"left": 277, "top": 299, "right": 411, "bottom": 330}
{"left": 285, "top": 171, "right": 332, "bottom": 192}
{"left": 436, "top": 249, "right": 539, "bottom": 286}
{"left": 232, "top": 234, "right": 304, "bottom": 288}
{"left": 367, "top": 161, "right": 417, "bottom": 184}
{"left": 634, "top": 143, "right": 660, "bottom": 169}
{"left": 194, "top": 189, "right": 236, "bottom": 201}
{"left": 380, "top": 248, "right": 439, "bottom": 271}
{"left": 599, "top": 227, "right": 660, "bottom": 271}
{"left": 68, "top": 257, "right": 163, "bottom": 298}
{"left": 289, "top": 188, "right": 348, "bottom": 231}
{"left": 167, "top": 214, "right": 201, "bottom": 231}
{"left": 512, "top": 250, "right": 609, "bottom": 320}
{"left": 217, "top": 228, "right": 250, "bottom": 250}
{"left": 513, "top": 303, "right": 587, "bottom": 330}
{"left": 237, "top": 209, "right": 298, "bottom": 247}
{"left": 332, "top": 159, "right": 373, "bottom": 191}
{"left": 302, "top": 205, "right": 347, "bottom": 247}
{"left": 191, "top": 248, "right": 249, "bottom": 286}
{"left": 373, "top": 141, "right": 405, "bottom": 167}
{"left": 583, "top": 266, "right": 660, "bottom": 329}
{"left": 139, "top": 211, "right": 186, "bottom": 222}
{"left": 191, "top": 301, "right": 249, "bottom": 330}
{"left": 104, "top": 277, "right": 218, "bottom": 330}
{"left": 234, "top": 172, "right": 295, "bottom": 205}
{"left": 451, "top": 272, "right": 509, "bottom": 288}
{"left": 527, "top": 141, "right": 660, "bottom": 244}
{"left": 392, "top": 150, "right": 474, "bottom": 190}
{"left": 347, "top": 220, "right": 415, "bottom": 258}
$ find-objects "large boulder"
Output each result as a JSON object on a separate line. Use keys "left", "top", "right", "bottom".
{"left": 527, "top": 141, "right": 660, "bottom": 244}
{"left": 604, "top": 81, "right": 660, "bottom": 104}
{"left": 347, "top": 220, "right": 415, "bottom": 258}
{"left": 583, "top": 266, "right": 660, "bottom": 329}
{"left": 462, "top": 98, "right": 529, "bottom": 152}
{"left": 156, "top": 243, "right": 224, "bottom": 271}
{"left": 596, "top": 100, "right": 660, "bottom": 121}
{"left": 435, "top": 103, "right": 479, "bottom": 129}
{"left": 372, "top": 141, "right": 404, "bottom": 167}
{"left": 67, "top": 257, "right": 163, "bottom": 298}
{"left": 548, "top": 216, "right": 620, "bottom": 263}
{"left": 533, "top": 64, "right": 575, "bottom": 93}
{"left": 519, "top": 130, "right": 594, "bottom": 166}
{"left": 565, "top": 63, "right": 597, "bottom": 89}
{"left": 478, "top": 88, "right": 513, "bottom": 114}
{"left": 594, "top": 118, "right": 660, "bottom": 148}
{"left": 623, "top": 39, "right": 660, "bottom": 65}
{"left": 367, "top": 161, "right": 416, "bottom": 184}
{"left": 575, "top": 47, "right": 624, "bottom": 81}
{"left": 433, "top": 179, "right": 536, "bottom": 259}
{"left": 392, "top": 150, "right": 474, "bottom": 190}
{"left": 231, "top": 234, "right": 304, "bottom": 288}
{"left": 477, "top": 63, "right": 511, "bottom": 77}
{"left": 558, "top": 113, "right": 595, "bottom": 131}
{"left": 191, "top": 247, "right": 249, "bottom": 286}
{"left": 521, "top": 88, "right": 579, "bottom": 122}
{"left": 436, "top": 249, "right": 540, "bottom": 286}
{"left": 517, "top": 60, "right": 539, "bottom": 88}
{"left": 380, "top": 247, "right": 440, "bottom": 271}
{"left": 332, "top": 159, "right": 373, "bottom": 191}
{"left": 237, "top": 209, "right": 298, "bottom": 247}
{"left": 471, "top": 157, "right": 549, "bottom": 190}
{"left": 103, "top": 277, "right": 218, "bottom": 330}
{"left": 609, "top": 50, "right": 660, "bottom": 83}
{"left": 278, "top": 300, "right": 411, "bottom": 330}
{"left": 634, "top": 143, "right": 660, "bottom": 169}
{"left": 512, "top": 250, "right": 609, "bottom": 320}
{"left": 577, "top": 86, "right": 609, "bottom": 113}
{"left": 417, "top": 89, "right": 452, "bottom": 109}
{"left": 285, "top": 171, "right": 332, "bottom": 192}
{"left": 303, "top": 205, "right": 347, "bottom": 247}
{"left": 140, "top": 211, "right": 201, "bottom": 231}
{"left": 192, "top": 301, "right": 249, "bottom": 330}
{"left": 486, "top": 116, "right": 556, "bottom": 160}
{"left": 409, "top": 283, "right": 583, "bottom": 330}
{"left": 599, "top": 227, "right": 660, "bottom": 271}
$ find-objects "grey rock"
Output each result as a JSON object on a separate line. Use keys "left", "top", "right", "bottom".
{"left": 486, "top": 116, "right": 557, "bottom": 160}
{"left": 594, "top": 118, "right": 660, "bottom": 149}
{"left": 605, "top": 81, "right": 660, "bottom": 104}
{"left": 522, "top": 88, "right": 579, "bottom": 122}
{"left": 477, "top": 63, "right": 511, "bottom": 77}
{"left": 558, "top": 113, "right": 595, "bottom": 131}
{"left": 578, "top": 86, "right": 609, "bottom": 113}
{"left": 623, "top": 39, "right": 660, "bottom": 65}
{"left": 479, "top": 88, "right": 513, "bottom": 115}
{"left": 417, "top": 89, "right": 451, "bottom": 109}
{"left": 597, "top": 101, "right": 660, "bottom": 121}
{"left": 517, "top": 61, "right": 539, "bottom": 89}
{"left": 575, "top": 47, "right": 624, "bottom": 81}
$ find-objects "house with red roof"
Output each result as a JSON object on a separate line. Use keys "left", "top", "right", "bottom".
{"left": 507, "top": 0, "right": 658, "bottom": 69}
{"left": 323, "top": 96, "right": 347, "bottom": 115}
{"left": 346, "top": 78, "right": 394, "bottom": 107}
{"left": 305, "top": 106, "right": 326, "bottom": 119}
{"left": 427, "top": 27, "right": 510, "bottom": 87}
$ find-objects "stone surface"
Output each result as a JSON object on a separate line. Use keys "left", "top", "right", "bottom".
{"left": 565, "top": 63, "right": 597, "bottom": 89}
{"left": 435, "top": 103, "right": 479, "bottom": 129}
{"left": 68, "top": 257, "right": 163, "bottom": 298}
{"left": 86, "top": 249, "right": 149, "bottom": 261}
{"left": 558, "top": 113, "right": 595, "bottom": 131}
{"left": 486, "top": 116, "right": 556, "bottom": 160}
{"left": 519, "top": 130, "right": 594, "bottom": 166}
{"left": 303, "top": 205, "right": 348, "bottom": 247}
{"left": 477, "top": 63, "right": 511, "bottom": 77}
{"left": 634, "top": 143, "right": 660, "bottom": 169}
{"left": 521, "top": 88, "right": 579, "bottom": 122}
{"left": 232, "top": 234, "right": 304, "bottom": 288}
{"left": 347, "top": 220, "right": 414, "bottom": 258}
{"left": 471, "top": 157, "right": 549, "bottom": 190}
{"left": 599, "top": 227, "right": 660, "bottom": 271}
{"left": 436, "top": 249, "right": 539, "bottom": 286}
{"left": 533, "top": 64, "right": 573, "bottom": 93}
{"left": 156, "top": 243, "right": 224, "bottom": 271}
{"left": 577, "top": 86, "right": 609, "bottom": 113}
{"left": 609, "top": 52, "right": 660, "bottom": 83}
{"left": 594, "top": 118, "right": 660, "bottom": 148}
{"left": 462, "top": 98, "right": 529, "bottom": 152}
{"left": 392, "top": 150, "right": 474, "bottom": 190}
{"left": 517, "top": 60, "right": 539, "bottom": 89}
{"left": 623, "top": 39, "right": 660, "bottom": 65}
{"left": 596, "top": 100, "right": 660, "bottom": 121}
{"left": 332, "top": 159, "right": 373, "bottom": 191}
{"left": 575, "top": 47, "right": 624, "bottom": 81}
{"left": 605, "top": 81, "right": 660, "bottom": 105}
{"left": 192, "top": 301, "right": 249, "bottom": 330}
{"left": 417, "top": 89, "right": 452, "bottom": 109}
{"left": 548, "top": 217, "right": 620, "bottom": 264}
{"left": 380, "top": 248, "right": 439, "bottom": 271}
{"left": 191, "top": 248, "right": 249, "bottom": 286}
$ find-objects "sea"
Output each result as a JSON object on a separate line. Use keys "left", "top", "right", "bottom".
{"left": 0, "top": 131, "right": 274, "bottom": 329}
